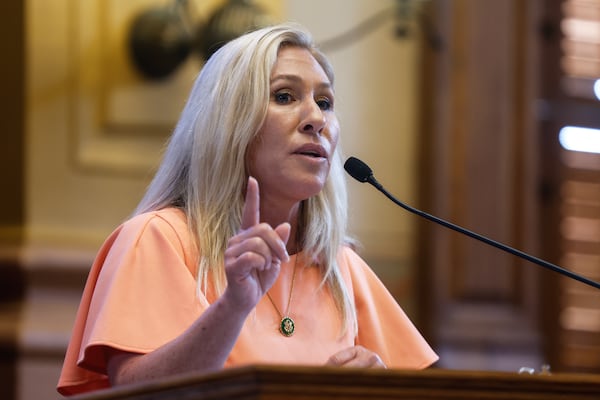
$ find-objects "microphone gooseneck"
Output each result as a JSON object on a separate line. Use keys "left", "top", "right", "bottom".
{"left": 343, "top": 156, "right": 600, "bottom": 291}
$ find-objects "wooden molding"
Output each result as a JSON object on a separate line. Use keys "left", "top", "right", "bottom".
{"left": 71, "top": 365, "right": 600, "bottom": 400}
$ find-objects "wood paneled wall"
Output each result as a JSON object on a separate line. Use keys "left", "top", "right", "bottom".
{"left": 418, "top": 0, "right": 545, "bottom": 372}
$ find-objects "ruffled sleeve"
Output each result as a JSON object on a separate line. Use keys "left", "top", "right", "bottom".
{"left": 57, "top": 208, "right": 203, "bottom": 395}
{"left": 339, "top": 247, "right": 438, "bottom": 369}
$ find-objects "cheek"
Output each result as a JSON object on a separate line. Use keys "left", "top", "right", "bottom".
{"left": 246, "top": 138, "right": 279, "bottom": 180}
{"left": 330, "top": 132, "right": 339, "bottom": 150}
{"left": 327, "top": 118, "right": 340, "bottom": 149}
{"left": 255, "top": 116, "right": 287, "bottom": 149}
{"left": 246, "top": 139, "right": 264, "bottom": 177}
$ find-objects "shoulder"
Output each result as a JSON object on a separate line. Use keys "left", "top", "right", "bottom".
{"left": 117, "top": 208, "right": 189, "bottom": 242}
{"left": 122, "top": 207, "right": 188, "bottom": 235}
{"left": 336, "top": 245, "right": 389, "bottom": 294}
{"left": 103, "top": 207, "right": 197, "bottom": 266}
{"left": 336, "top": 245, "right": 370, "bottom": 275}
{"left": 335, "top": 245, "right": 376, "bottom": 290}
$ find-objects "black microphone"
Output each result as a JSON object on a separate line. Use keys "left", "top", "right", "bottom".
{"left": 344, "top": 156, "right": 600, "bottom": 290}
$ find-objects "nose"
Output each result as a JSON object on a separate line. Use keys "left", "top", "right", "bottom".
{"left": 300, "top": 100, "right": 326, "bottom": 135}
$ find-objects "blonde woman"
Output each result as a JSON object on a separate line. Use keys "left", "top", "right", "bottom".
{"left": 58, "top": 23, "right": 437, "bottom": 396}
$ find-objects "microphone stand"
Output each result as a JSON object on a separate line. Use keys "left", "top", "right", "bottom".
{"left": 351, "top": 160, "right": 600, "bottom": 291}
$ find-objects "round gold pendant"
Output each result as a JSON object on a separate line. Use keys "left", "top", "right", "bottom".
{"left": 280, "top": 316, "right": 295, "bottom": 337}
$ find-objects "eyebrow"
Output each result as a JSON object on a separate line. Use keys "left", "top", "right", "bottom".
{"left": 271, "top": 74, "right": 332, "bottom": 90}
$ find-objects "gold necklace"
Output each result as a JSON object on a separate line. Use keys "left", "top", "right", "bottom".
{"left": 265, "top": 255, "right": 298, "bottom": 337}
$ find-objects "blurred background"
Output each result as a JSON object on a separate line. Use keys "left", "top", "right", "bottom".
{"left": 1, "top": 0, "right": 600, "bottom": 398}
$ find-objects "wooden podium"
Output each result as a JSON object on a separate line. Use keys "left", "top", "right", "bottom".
{"left": 71, "top": 365, "right": 600, "bottom": 400}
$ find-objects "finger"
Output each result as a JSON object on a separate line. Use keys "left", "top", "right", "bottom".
{"left": 241, "top": 176, "right": 259, "bottom": 230}
{"left": 225, "top": 238, "right": 273, "bottom": 271}
{"left": 224, "top": 251, "right": 274, "bottom": 293}
{"left": 325, "top": 347, "right": 357, "bottom": 366}
{"left": 275, "top": 222, "right": 291, "bottom": 244}
{"left": 230, "top": 250, "right": 271, "bottom": 274}
{"left": 275, "top": 223, "right": 291, "bottom": 262}
{"left": 325, "top": 346, "right": 386, "bottom": 368}
{"left": 359, "top": 352, "right": 386, "bottom": 368}
{"left": 227, "top": 225, "right": 289, "bottom": 263}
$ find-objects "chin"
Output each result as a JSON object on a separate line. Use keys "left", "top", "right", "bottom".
{"left": 297, "top": 177, "right": 327, "bottom": 199}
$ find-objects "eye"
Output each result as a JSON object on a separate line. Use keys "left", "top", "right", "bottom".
{"left": 316, "top": 97, "right": 333, "bottom": 111}
{"left": 273, "top": 91, "right": 294, "bottom": 104}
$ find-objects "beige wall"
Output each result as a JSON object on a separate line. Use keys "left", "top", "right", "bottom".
{"left": 286, "top": 1, "right": 423, "bottom": 261}
{"left": 19, "top": 1, "right": 424, "bottom": 399}
{"left": 25, "top": 0, "right": 282, "bottom": 250}
{"left": 26, "top": 0, "right": 422, "bottom": 259}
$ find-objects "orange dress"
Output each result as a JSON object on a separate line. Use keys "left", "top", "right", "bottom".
{"left": 57, "top": 208, "right": 438, "bottom": 396}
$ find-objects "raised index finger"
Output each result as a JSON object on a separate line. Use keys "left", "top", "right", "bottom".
{"left": 241, "top": 176, "right": 260, "bottom": 230}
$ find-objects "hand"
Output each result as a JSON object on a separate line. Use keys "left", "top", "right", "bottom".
{"left": 223, "top": 176, "right": 290, "bottom": 311}
{"left": 325, "top": 346, "right": 387, "bottom": 369}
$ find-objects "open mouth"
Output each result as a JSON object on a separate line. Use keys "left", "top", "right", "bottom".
{"left": 297, "top": 150, "right": 323, "bottom": 158}
{"left": 294, "top": 144, "right": 327, "bottom": 159}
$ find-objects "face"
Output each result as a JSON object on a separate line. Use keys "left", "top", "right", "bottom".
{"left": 248, "top": 46, "right": 340, "bottom": 208}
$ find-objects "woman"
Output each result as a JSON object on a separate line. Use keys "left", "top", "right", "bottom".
{"left": 57, "top": 22, "right": 438, "bottom": 396}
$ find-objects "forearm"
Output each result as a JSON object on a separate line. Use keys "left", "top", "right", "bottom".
{"left": 108, "top": 178, "right": 290, "bottom": 386}
{"left": 108, "top": 292, "right": 251, "bottom": 386}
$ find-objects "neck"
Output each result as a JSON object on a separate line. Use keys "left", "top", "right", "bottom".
{"left": 260, "top": 199, "right": 302, "bottom": 255}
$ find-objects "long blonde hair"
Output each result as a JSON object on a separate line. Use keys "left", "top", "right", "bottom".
{"left": 134, "top": 23, "right": 357, "bottom": 335}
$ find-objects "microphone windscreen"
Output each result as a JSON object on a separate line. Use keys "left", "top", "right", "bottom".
{"left": 344, "top": 157, "right": 373, "bottom": 182}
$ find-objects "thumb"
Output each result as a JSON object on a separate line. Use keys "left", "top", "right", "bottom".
{"left": 275, "top": 222, "right": 291, "bottom": 245}
{"left": 326, "top": 347, "right": 358, "bottom": 366}
{"left": 240, "top": 176, "right": 259, "bottom": 230}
